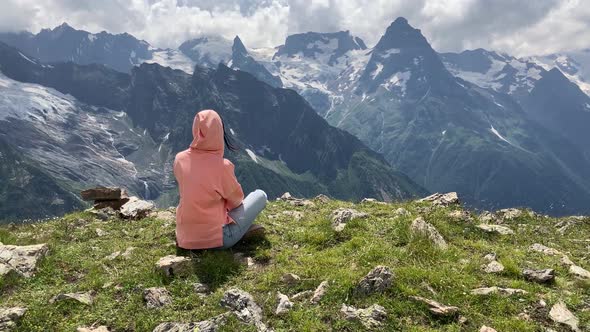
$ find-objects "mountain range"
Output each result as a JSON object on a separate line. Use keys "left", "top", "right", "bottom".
{"left": 1, "top": 19, "right": 589, "bottom": 219}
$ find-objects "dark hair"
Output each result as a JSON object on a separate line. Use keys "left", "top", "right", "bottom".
{"left": 220, "top": 116, "right": 240, "bottom": 152}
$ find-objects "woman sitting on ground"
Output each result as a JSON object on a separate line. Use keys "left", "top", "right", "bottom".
{"left": 174, "top": 109, "right": 267, "bottom": 250}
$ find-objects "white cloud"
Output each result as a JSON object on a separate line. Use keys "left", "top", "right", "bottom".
{"left": 0, "top": 0, "right": 588, "bottom": 56}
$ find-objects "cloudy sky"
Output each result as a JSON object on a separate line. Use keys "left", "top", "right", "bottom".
{"left": 1, "top": 0, "right": 589, "bottom": 56}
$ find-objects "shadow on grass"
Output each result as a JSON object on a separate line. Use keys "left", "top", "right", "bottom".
{"left": 174, "top": 234, "right": 272, "bottom": 291}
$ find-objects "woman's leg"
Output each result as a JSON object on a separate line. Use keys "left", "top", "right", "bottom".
{"left": 220, "top": 190, "right": 267, "bottom": 249}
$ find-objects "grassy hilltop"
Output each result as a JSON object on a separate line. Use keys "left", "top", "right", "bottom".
{"left": 0, "top": 195, "right": 588, "bottom": 331}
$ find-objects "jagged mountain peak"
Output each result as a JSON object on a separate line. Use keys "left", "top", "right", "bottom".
{"left": 357, "top": 17, "right": 455, "bottom": 95}
{"left": 232, "top": 36, "right": 247, "bottom": 56}
{"left": 229, "top": 36, "right": 282, "bottom": 87}
{"left": 374, "top": 17, "right": 432, "bottom": 52}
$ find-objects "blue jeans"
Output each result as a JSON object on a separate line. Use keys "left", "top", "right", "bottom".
{"left": 219, "top": 190, "right": 267, "bottom": 249}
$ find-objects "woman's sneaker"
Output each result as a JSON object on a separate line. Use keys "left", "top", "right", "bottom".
{"left": 242, "top": 224, "right": 266, "bottom": 240}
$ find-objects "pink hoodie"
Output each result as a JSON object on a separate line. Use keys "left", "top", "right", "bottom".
{"left": 174, "top": 110, "right": 244, "bottom": 249}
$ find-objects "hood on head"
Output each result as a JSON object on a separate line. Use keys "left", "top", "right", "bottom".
{"left": 190, "top": 109, "right": 224, "bottom": 154}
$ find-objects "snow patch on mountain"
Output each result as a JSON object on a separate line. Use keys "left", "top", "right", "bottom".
{"left": 384, "top": 71, "right": 411, "bottom": 95}
{"left": 490, "top": 125, "right": 511, "bottom": 144}
{"left": 382, "top": 48, "right": 401, "bottom": 58}
{"left": 372, "top": 63, "right": 384, "bottom": 79}
{"left": 143, "top": 49, "right": 195, "bottom": 74}
{"left": 18, "top": 52, "right": 37, "bottom": 65}
{"left": 443, "top": 51, "right": 546, "bottom": 95}
{"left": 245, "top": 148, "right": 258, "bottom": 163}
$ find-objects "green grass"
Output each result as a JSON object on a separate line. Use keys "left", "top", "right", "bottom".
{"left": 0, "top": 199, "right": 589, "bottom": 331}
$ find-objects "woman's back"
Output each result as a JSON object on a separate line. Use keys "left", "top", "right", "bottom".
{"left": 174, "top": 110, "right": 244, "bottom": 249}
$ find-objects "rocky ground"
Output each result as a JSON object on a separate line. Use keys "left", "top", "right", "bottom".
{"left": 0, "top": 192, "right": 588, "bottom": 331}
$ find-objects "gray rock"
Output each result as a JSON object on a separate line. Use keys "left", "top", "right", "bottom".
{"left": 144, "top": 287, "right": 172, "bottom": 308}
{"left": 340, "top": 303, "right": 387, "bottom": 329}
{"left": 279, "top": 192, "right": 293, "bottom": 201}
{"left": 331, "top": 208, "right": 368, "bottom": 232}
{"left": 417, "top": 192, "right": 460, "bottom": 207}
{"left": 310, "top": 281, "right": 329, "bottom": 304}
{"left": 120, "top": 196, "right": 155, "bottom": 219}
{"left": 0, "top": 243, "right": 48, "bottom": 278}
{"left": 275, "top": 292, "right": 293, "bottom": 315}
{"left": 314, "top": 194, "right": 330, "bottom": 203}
{"left": 152, "top": 313, "right": 229, "bottom": 332}
{"left": 81, "top": 187, "right": 123, "bottom": 201}
{"left": 497, "top": 208, "right": 523, "bottom": 220}
{"left": 220, "top": 288, "right": 271, "bottom": 331}
{"left": 549, "top": 301, "right": 580, "bottom": 332}
{"left": 448, "top": 210, "right": 472, "bottom": 222}
{"left": 523, "top": 269, "right": 555, "bottom": 283}
{"left": 409, "top": 296, "right": 459, "bottom": 317}
{"left": 50, "top": 291, "right": 94, "bottom": 305}
{"left": 529, "top": 243, "right": 562, "bottom": 256}
{"left": 477, "top": 224, "right": 514, "bottom": 235}
{"left": 193, "top": 282, "right": 210, "bottom": 296}
{"left": 411, "top": 217, "right": 448, "bottom": 250}
{"left": 354, "top": 265, "right": 394, "bottom": 296}
{"left": 0, "top": 307, "right": 26, "bottom": 331}
{"left": 290, "top": 290, "right": 313, "bottom": 301}
{"left": 470, "top": 287, "right": 527, "bottom": 296}
{"left": 482, "top": 260, "right": 505, "bottom": 274}
{"left": 569, "top": 265, "right": 590, "bottom": 279}
{"left": 156, "top": 255, "right": 192, "bottom": 277}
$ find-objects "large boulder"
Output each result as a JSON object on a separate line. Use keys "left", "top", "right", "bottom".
{"left": 331, "top": 208, "right": 368, "bottom": 232}
{"left": 340, "top": 303, "right": 387, "bottom": 329}
{"left": 81, "top": 187, "right": 123, "bottom": 201}
{"left": 410, "top": 217, "right": 448, "bottom": 250}
{"left": 569, "top": 265, "right": 590, "bottom": 279}
{"left": 275, "top": 292, "right": 293, "bottom": 315}
{"left": 523, "top": 269, "right": 555, "bottom": 283}
{"left": 220, "top": 288, "right": 271, "bottom": 331}
{"left": 310, "top": 281, "right": 329, "bottom": 304}
{"left": 156, "top": 255, "right": 192, "bottom": 277}
{"left": 417, "top": 192, "right": 460, "bottom": 207}
{"left": 120, "top": 196, "right": 155, "bottom": 219}
{"left": 0, "top": 243, "right": 48, "bottom": 278}
{"left": 0, "top": 307, "right": 26, "bottom": 331}
{"left": 354, "top": 266, "right": 394, "bottom": 296}
{"left": 549, "top": 301, "right": 580, "bottom": 332}
{"left": 144, "top": 287, "right": 172, "bottom": 309}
